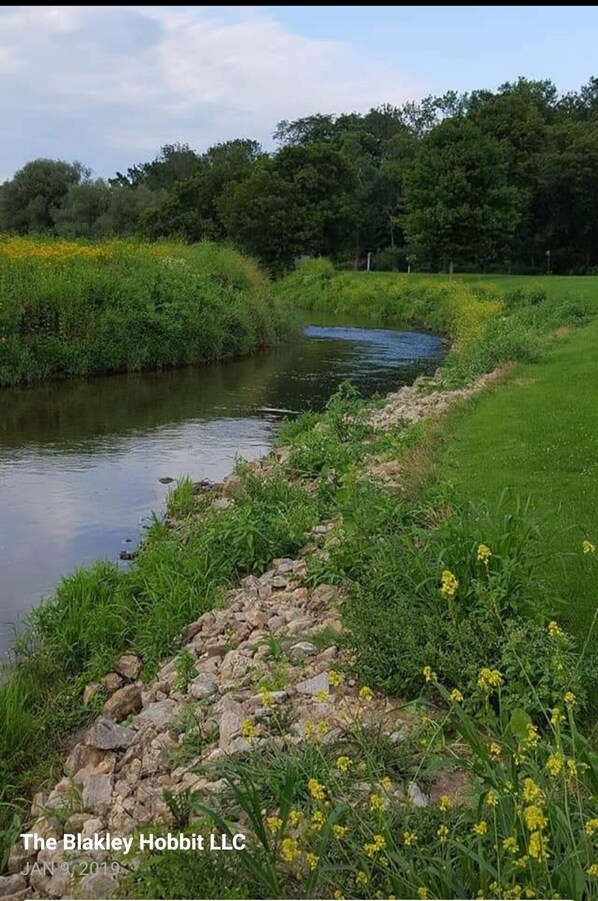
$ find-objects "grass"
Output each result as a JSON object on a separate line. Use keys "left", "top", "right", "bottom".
{"left": 0, "top": 237, "right": 296, "bottom": 385}
{"left": 441, "top": 318, "right": 598, "bottom": 645}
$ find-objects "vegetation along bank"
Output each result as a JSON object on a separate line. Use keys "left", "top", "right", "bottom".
{"left": 0, "top": 237, "right": 295, "bottom": 386}
{"left": 1, "top": 267, "right": 598, "bottom": 900}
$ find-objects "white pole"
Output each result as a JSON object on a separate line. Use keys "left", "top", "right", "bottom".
{"left": 367, "top": 252, "right": 372, "bottom": 271}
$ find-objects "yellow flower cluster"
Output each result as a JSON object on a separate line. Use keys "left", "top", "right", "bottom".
{"left": 423, "top": 665, "right": 437, "bottom": 683}
{"left": 369, "top": 793, "right": 385, "bottom": 812}
{"left": 521, "top": 778, "right": 541, "bottom": 802}
{"left": 359, "top": 685, "right": 374, "bottom": 702}
{"left": 403, "top": 831, "right": 418, "bottom": 846}
{"left": 335, "top": 756, "right": 352, "bottom": 773}
{"left": 477, "top": 543, "right": 492, "bottom": 564}
{"left": 582, "top": 539, "right": 596, "bottom": 555}
{"left": 437, "top": 824, "right": 449, "bottom": 842}
{"left": 523, "top": 805, "right": 547, "bottom": 831}
{"left": 307, "top": 778, "right": 326, "bottom": 801}
{"left": 528, "top": 831, "right": 548, "bottom": 862}
{"left": 305, "top": 851, "right": 319, "bottom": 870}
{"left": 280, "top": 837, "right": 300, "bottom": 863}
{"left": 364, "top": 834, "right": 386, "bottom": 857}
{"left": 332, "top": 825, "right": 348, "bottom": 840}
{"left": 241, "top": 719, "right": 260, "bottom": 739}
{"left": 546, "top": 752, "right": 564, "bottom": 777}
{"left": 440, "top": 569, "right": 459, "bottom": 597}
{"left": 328, "top": 670, "right": 343, "bottom": 687}
{"left": 472, "top": 820, "right": 488, "bottom": 836}
{"left": 586, "top": 818, "right": 598, "bottom": 837}
{"left": 449, "top": 688, "right": 464, "bottom": 703}
{"left": 0, "top": 236, "right": 109, "bottom": 262}
{"left": 478, "top": 668, "right": 503, "bottom": 691}
{"left": 439, "top": 794, "right": 453, "bottom": 812}
{"left": 485, "top": 788, "right": 499, "bottom": 807}
{"left": 547, "top": 620, "right": 564, "bottom": 637}
{"left": 503, "top": 836, "right": 519, "bottom": 854}
{"left": 266, "top": 816, "right": 282, "bottom": 834}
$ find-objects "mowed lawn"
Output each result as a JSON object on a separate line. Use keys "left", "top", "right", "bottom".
{"left": 441, "top": 316, "right": 598, "bottom": 646}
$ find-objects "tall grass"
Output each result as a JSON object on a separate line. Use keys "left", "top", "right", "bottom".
{"left": 0, "top": 237, "right": 295, "bottom": 385}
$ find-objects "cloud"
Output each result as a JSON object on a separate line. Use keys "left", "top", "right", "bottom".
{"left": 0, "top": 6, "right": 423, "bottom": 179}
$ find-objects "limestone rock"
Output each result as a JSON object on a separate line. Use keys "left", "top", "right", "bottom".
{"left": 134, "top": 699, "right": 178, "bottom": 731}
{"left": 296, "top": 672, "right": 329, "bottom": 696}
{"left": 83, "top": 682, "right": 102, "bottom": 706}
{"left": 80, "top": 773, "right": 114, "bottom": 815}
{"left": 102, "top": 685, "right": 142, "bottom": 721}
{"left": 115, "top": 653, "right": 143, "bottom": 681}
{"left": 289, "top": 641, "right": 317, "bottom": 661}
{"left": 407, "top": 781, "right": 429, "bottom": 808}
{"left": 0, "top": 875, "right": 27, "bottom": 898}
{"left": 102, "top": 672, "right": 123, "bottom": 694}
{"left": 85, "top": 717, "right": 134, "bottom": 751}
{"left": 77, "top": 872, "right": 119, "bottom": 899}
{"left": 189, "top": 673, "right": 218, "bottom": 700}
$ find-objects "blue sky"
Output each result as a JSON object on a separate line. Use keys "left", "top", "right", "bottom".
{"left": 0, "top": 5, "right": 596, "bottom": 181}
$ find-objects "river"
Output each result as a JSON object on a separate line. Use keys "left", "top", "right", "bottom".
{"left": 0, "top": 314, "right": 444, "bottom": 655}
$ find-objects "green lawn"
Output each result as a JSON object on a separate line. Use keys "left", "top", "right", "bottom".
{"left": 441, "top": 318, "right": 598, "bottom": 644}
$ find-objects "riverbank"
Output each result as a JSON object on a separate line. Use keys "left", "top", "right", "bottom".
{"left": 2, "top": 270, "right": 598, "bottom": 899}
{"left": 0, "top": 238, "right": 294, "bottom": 386}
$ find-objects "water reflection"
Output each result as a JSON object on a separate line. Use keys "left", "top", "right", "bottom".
{"left": 0, "top": 316, "right": 444, "bottom": 652}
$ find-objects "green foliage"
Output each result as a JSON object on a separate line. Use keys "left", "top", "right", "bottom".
{"left": 0, "top": 158, "right": 86, "bottom": 233}
{"left": 0, "top": 238, "right": 295, "bottom": 385}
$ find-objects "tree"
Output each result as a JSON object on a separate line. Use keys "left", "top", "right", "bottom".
{"left": 0, "top": 159, "right": 86, "bottom": 233}
{"left": 111, "top": 143, "right": 201, "bottom": 191}
{"left": 402, "top": 119, "right": 520, "bottom": 272}
{"left": 220, "top": 144, "right": 357, "bottom": 270}
{"left": 52, "top": 180, "right": 111, "bottom": 237}
{"left": 140, "top": 140, "right": 263, "bottom": 242}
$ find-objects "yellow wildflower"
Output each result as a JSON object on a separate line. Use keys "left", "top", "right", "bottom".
{"left": 550, "top": 707, "right": 565, "bottom": 726}
{"left": 515, "top": 856, "right": 529, "bottom": 870}
{"left": 521, "top": 778, "right": 541, "bottom": 802}
{"left": 439, "top": 794, "right": 453, "bottom": 812}
{"left": 332, "top": 825, "right": 348, "bottom": 840}
{"left": 335, "top": 755, "right": 352, "bottom": 773}
{"left": 485, "top": 788, "right": 499, "bottom": 807}
{"left": 566, "top": 758, "right": 578, "bottom": 779}
{"left": 241, "top": 719, "right": 260, "bottom": 739}
{"left": 585, "top": 818, "right": 598, "bottom": 836}
{"left": 379, "top": 775, "right": 392, "bottom": 791}
{"left": 311, "top": 810, "right": 325, "bottom": 831}
{"left": 528, "top": 831, "right": 548, "bottom": 862}
{"left": 333, "top": 892, "right": 344, "bottom": 900}
{"left": 359, "top": 685, "right": 374, "bottom": 702}
{"left": 472, "top": 820, "right": 488, "bottom": 836}
{"left": 369, "top": 793, "right": 385, "bottom": 812}
{"left": 440, "top": 569, "right": 459, "bottom": 597}
{"left": 546, "top": 752, "right": 564, "bottom": 777}
{"left": 364, "top": 834, "right": 386, "bottom": 857}
{"left": 523, "top": 724, "right": 539, "bottom": 748}
{"left": 423, "top": 665, "right": 437, "bottom": 683}
{"left": 478, "top": 668, "right": 503, "bottom": 691}
{"left": 315, "top": 689, "right": 328, "bottom": 702}
{"left": 280, "top": 837, "right": 300, "bottom": 862}
{"left": 582, "top": 539, "right": 596, "bottom": 555}
{"left": 328, "top": 670, "right": 343, "bottom": 687}
{"left": 477, "top": 544, "right": 492, "bottom": 564}
{"left": 547, "top": 620, "right": 564, "bottom": 637}
{"left": 506, "top": 887, "right": 523, "bottom": 900}
{"left": 403, "top": 831, "right": 418, "bottom": 846}
{"left": 503, "top": 836, "right": 519, "bottom": 854}
{"left": 288, "top": 809, "right": 301, "bottom": 829}
{"left": 523, "top": 887, "right": 535, "bottom": 898}
{"left": 259, "top": 688, "right": 273, "bottom": 708}
{"left": 356, "top": 871, "right": 369, "bottom": 886}
{"left": 564, "top": 690, "right": 577, "bottom": 707}
{"left": 523, "top": 805, "right": 547, "bottom": 831}
{"left": 417, "top": 887, "right": 429, "bottom": 899}
{"left": 437, "top": 824, "right": 449, "bottom": 842}
{"left": 449, "top": 687, "right": 464, "bottom": 703}
{"left": 317, "top": 720, "right": 329, "bottom": 737}
{"left": 266, "top": 816, "right": 282, "bottom": 834}
{"left": 304, "top": 720, "right": 314, "bottom": 737}
{"left": 305, "top": 852, "right": 319, "bottom": 871}
{"left": 489, "top": 741, "right": 502, "bottom": 760}
{"left": 307, "top": 778, "right": 326, "bottom": 801}
{"left": 587, "top": 864, "right": 598, "bottom": 878}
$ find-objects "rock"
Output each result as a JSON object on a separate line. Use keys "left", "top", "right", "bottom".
{"left": 102, "top": 672, "right": 123, "bottom": 694}
{"left": 83, "top": 682, "right": 102, "bottom": 706}
{"left": 158, "top": 476, "right": 174, "bottom": 484}
{"left": 271, "top": 576, "right": 288, "bottom": 590}
{"left": 7, "top": 839, "right": 36, "bottom": 875}
{"left": 222, "top": 474, "right": 243, "bottom": 497}
{"left": 217, "top": 699, "right": 245, "bottom": 748}
{"left": 65, "top": 744, "right": 107, "bottom": 777}
{"left": 408, "top": 781, "right": 429, "bottom": 808}
{"left": 77, "top": 872, "right": 118, "bottom": 899}
{"left": 212, "top": 496, "right": 230, "bottom": 511}
{"left": 296, "top": 672, "right": 329, "bottom": 696}
{"left": 29, "top": 842, "right": 70, "bottom": 897}
{"left": 103, "top": 685, "right": 142, "bottom": 721}
{"left": 64, "top": 813, "right": 89, "bottom": 835}
{"left": 115, "top": 654, "right": 143, "bottom": 681}
{"left": 85, "top": 717, "right": 134, "bottom": 751}
{"left": 134, "top": 699, "right": 178, "bottom": 731}
{"left": 223, "top": 736, "right": 251, "bottom": 756}
{"left": 289, "top": 641, "right": 318, "bottom": 661}
{"left": 189, "top": 673, "right": 218, "bottom": 700}
{"left": 319, "top": 646, "right": 339, "bottom": 661}
{"left": 0, "top": 875, "right": 27, "bottom": 898}
{"left": 30, "top": 790, "right": 48, "bottom": 817}
{"left": 81, "top": 817, "right": 106, "bottom": 840}
{"left": 80, "top": 773, "right": 114, "bottom": 815}
{"left": 31, "top": 815, "right": 63, "bottom": 842}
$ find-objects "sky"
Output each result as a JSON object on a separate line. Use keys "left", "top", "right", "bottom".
{"left": 0, "top": 4, "right": 597, "bottom": 182}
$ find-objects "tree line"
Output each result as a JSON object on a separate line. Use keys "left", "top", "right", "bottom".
{"left": 3, "top": 77, "right": 598, "bottom": 274}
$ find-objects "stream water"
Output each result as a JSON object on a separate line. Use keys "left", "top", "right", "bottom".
{"left": 0, "top": 314, "right": 444, "bottom": 655}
